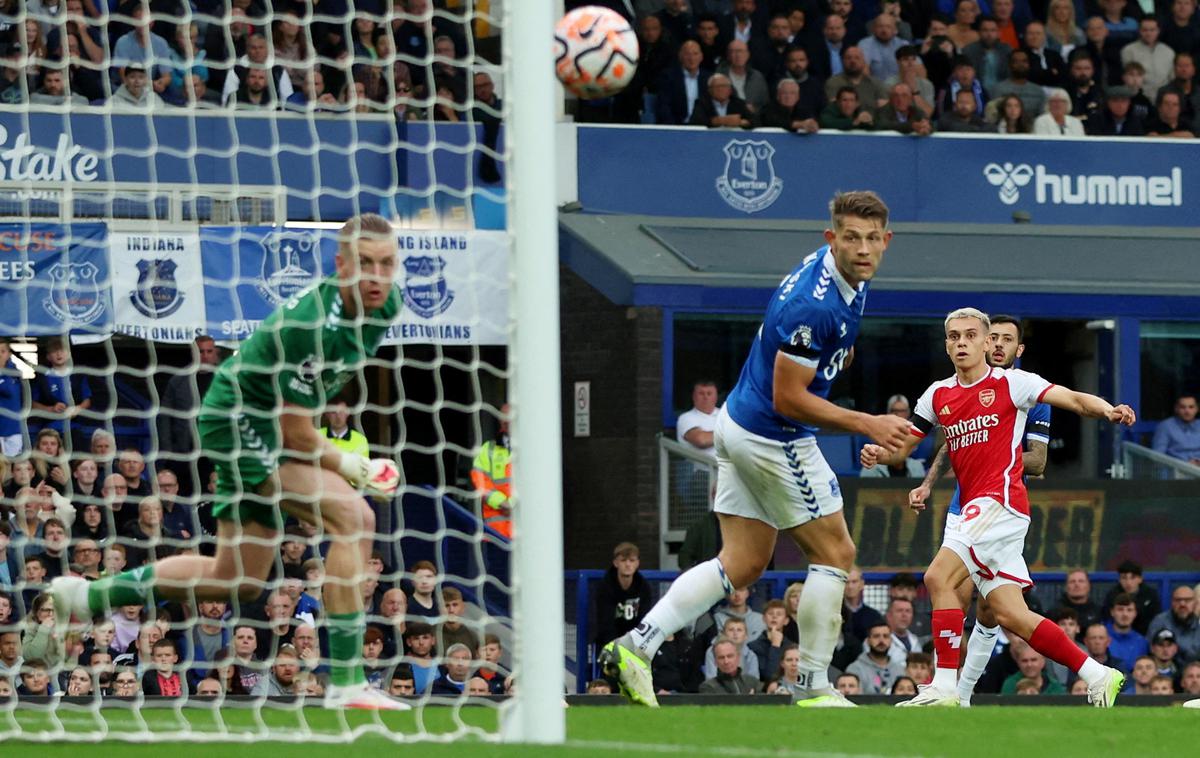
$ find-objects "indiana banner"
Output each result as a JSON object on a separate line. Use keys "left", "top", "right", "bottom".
{"left": 110, "top": 231, "right": 207, "bottom": 343}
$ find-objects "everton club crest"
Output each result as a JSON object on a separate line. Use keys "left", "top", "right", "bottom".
{"left": 402, "top": 256, "right": 454, "bottom": 318}
{"left": 130, "top": 259, "right": 184, "bottom": 318}
{"left": 716, "top": 139, "right": 784, "bottom": 214}
{"left": 43, "top": 262, "right": 106, "bottom": 325}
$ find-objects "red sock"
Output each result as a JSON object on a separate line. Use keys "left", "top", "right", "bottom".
{"left": 1028, "top": 618, "right": 1087, "bottom": 671}
{"left": 932, "top": 609, "right": 966, "bottom": 670}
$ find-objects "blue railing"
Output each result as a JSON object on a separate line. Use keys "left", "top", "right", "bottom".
{"left": 567, "top": 568, "right": 1200, "bottom": 694}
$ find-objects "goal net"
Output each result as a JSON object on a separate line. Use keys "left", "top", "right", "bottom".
{"left": 0, "top": 0, "right": 562, "bottom": 745}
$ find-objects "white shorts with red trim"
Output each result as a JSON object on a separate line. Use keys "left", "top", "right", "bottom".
{"left": 942, "top": 496, "right": 1034, "bottom": 598}
{"left": 712, "top": 407, "right": 844, "bottom": 531}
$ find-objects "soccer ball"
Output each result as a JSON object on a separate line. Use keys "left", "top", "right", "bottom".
{"left": 554, "top": 6, "right": 639, "bottom": 99}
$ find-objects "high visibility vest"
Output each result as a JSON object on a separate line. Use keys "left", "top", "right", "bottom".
{"left": 470, "top": 440, "right": 512, "bottom": 538}
{"left": 320, "top": 427, "right": 370, "bottom": 459}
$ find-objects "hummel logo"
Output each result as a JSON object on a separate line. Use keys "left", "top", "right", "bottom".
{"left": 938, "top": 629, "right": 963, "bottom": 649}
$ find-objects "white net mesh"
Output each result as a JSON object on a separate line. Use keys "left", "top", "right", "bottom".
{"left": 0, "top": 0, "right": 526, "bottom": 744}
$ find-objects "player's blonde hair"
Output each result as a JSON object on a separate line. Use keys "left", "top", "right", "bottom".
{"left": 337, "top": 212, "right": 394, "bottom": 257}
{"left": 829, "top": 191, "right": 889, "bottom": 230}
{"left": 944, "top": 307, "right": 990, "bottom": 331}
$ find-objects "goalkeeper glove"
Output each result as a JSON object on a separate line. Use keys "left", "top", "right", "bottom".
{"left": 336, "top": 451, "right": 371, "bottom": 489}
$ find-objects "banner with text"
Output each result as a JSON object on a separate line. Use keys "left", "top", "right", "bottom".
{"left": 0, "top": 223, "right": 111, "bottom": 335}
{"left": 110, "top": 231, "right": 206, "bottom": 343}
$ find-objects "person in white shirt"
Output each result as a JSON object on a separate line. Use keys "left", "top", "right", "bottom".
{"left": 1033, "top": 88, "right": 1085, "bottom": 135}
{"left": 676, "top": 380, "right": 720, "bottom": 459}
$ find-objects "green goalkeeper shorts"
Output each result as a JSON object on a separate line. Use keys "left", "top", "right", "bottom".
{"left": 198, "top": 411, "right": 284, "bottom": 530}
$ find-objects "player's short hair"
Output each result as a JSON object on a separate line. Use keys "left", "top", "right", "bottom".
{"left": 944, "top": 307, "right": 989, "bottom": 332}
{"left": 989, "top": 314, "right": 1023, "bottom": 341}
{"left": 612, "top": 542, "right": 639, "bottom": 560}
{"left": 337, "top": 213, "right": 394, "bottom": 256}
{"left": 829, "top": 190, "right": 889, "bottom": 230}
{"left": 1111, "top": 592, "right": 1136, "bottom": 608}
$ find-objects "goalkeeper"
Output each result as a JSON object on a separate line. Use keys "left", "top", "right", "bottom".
{"left": 52, "top": 213, "right": 405, "bottom": 710}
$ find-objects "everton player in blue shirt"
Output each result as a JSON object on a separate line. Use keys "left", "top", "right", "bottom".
{"left": 601, "top": 191, "right": 911, "bottom": 707}
{"left": 907, "top": 314, "right": 1051, "bottom": 706}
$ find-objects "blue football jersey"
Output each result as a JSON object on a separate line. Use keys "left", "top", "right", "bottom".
{"left": 724, "top": 247, "right": 867, "bottom": 442}
{"left": 948, "top": 400, "right": 1051, "bottom": 514}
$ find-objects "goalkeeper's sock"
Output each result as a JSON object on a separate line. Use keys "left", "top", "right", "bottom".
{"left": 87, "top": 565, "right": 156, "bottom": 614}
{"left": 328, "top": 611, "right": 368, "bottom": 688}
{"left": 628, "top": 557, "right": 732, "bottom": 660}
{"left": 958, "top": 621, "right": 999, "bottom": 701}
{"left": 794, "top": 564, "right": 848, "bottom": 691}
{"left": 931, "top": 608, "right": 965, "bottom": 691}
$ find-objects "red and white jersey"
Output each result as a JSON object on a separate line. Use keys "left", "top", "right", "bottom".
{"left": 911, "top": 367, "right": 1053, "bottom": 517}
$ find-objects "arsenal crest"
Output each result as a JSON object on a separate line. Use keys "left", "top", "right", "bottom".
{"left": 978, "top": 389, "right": 996, "bottom": 407}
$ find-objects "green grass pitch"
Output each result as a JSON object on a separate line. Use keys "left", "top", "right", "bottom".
{"left": 2, "top": 705, "right": 1196, "bottom": 757}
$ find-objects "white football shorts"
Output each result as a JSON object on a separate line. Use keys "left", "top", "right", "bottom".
{"left": 942, "top": 496, "right": 1034, "bottom": 598}
{"left": 712, "top": 406, "right": 843, "bottom": 530}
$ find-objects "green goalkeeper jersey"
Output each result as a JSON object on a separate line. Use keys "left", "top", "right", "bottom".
{"left": 203, "top": 276, "right": 401, "bottom": 417}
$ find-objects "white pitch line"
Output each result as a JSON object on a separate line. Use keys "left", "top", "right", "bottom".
{"left": 565, "top": 739, "right": 923, "bottom": 758}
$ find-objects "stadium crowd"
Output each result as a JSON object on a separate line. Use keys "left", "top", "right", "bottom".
{"left": 0, "top": 335, "right": 508, "bottom": 700}
{"left": 573, "top": 0, "right": 1200, "bottom": 136}
{"left": 591, "top": 542, "right": 1200, "bottom": 698}
{"left": 0, "top": 0, "right": 501, "bottom": 120}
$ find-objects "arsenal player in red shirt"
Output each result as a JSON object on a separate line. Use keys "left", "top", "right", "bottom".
{"left": 861, "top": 307, "right": 1135, "bottom": 707}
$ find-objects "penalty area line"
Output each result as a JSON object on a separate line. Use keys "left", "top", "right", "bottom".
{"left": 567, "top": 738, "right": 920, "bottom": 758}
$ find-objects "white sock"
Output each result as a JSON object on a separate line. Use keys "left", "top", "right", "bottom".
{"left": 628, "top": 557, "right": 732, "bottom": 660}
{"left": 1078, "top": 656, "right": 1107, "bottom": 687}
{"left": 795, "top": 564, "right": 847, "bottom": 690}
{"left": 958, "top": 622, "right": 998, "bottom": 701}
{"left": 932, "top": 666, "right": 957, "bottom": 690}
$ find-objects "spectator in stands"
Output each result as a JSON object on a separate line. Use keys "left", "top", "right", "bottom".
{"left": 1023, "top": 21, "right": 1068, "bottom": 89}
{"left": 402, "top": 621, "right": 436, "bottom": 693}
{"left": 947, "top": 0, "right": 982, "bottom": 50}
{"left": 846, "top": 622, "right": 904, "bottom": 694}
{"left": 703, "top": 616, "right": 760, "bottom": 679}
{"left": 776, "top": 47, "right": 825, "bottom": 115}
{"left": 1149, "top": 629, "right": 1182, "bottom": 683}
{"left": 111, "top": 1, "right": 172, "bottom": 95}
{"left": 593, "top": 541, "right": 652, "bottom": 646}
{"left": 714, "top": 585, "right": 766, "bottom": 641}
{"left": 991, "top": 50, "right": 1045, "bottom": 117}
{"left": 692, "top": 14, "right": 723, "bottom": 71}
{"left": 385, "top": 663, "right": 415, "bottom": 697}
{"left": 392, "top": 0, "right": 465, "bottom": 97}
{"left": 29, "top": 65, "right": 87, "bottom": 105}
{"left": 1001, "top": 640, "right": 1065, "bottom": 694}
{"left": 748, "top": 12, "right": 794, "bottom": 83}
{"left": 919, "top": 17, "right": 957, "bottom": 90}
{"left": 676, "top": 380, "right": 719, "bottom": 459}
{"left": 30, "top": 337, "right": 91, "bottom": 447}
{"left": 141, "top": 637, "right": 187, "bottom": 697}
{"left": 819, "top": 85, "right": 875, "bottom": 128}
{"left": 22, "top": 593, "right": 64, "bottom": 672}
{"left": 1083, "top": 16, "right": 1124, "bottom": 89}
{"left": 1104, "top": 593, "right": 1148, "bottom": 669}
{"left": 1181, "top": 661, "right": 1200, "bottom": 695}
{"left": 1120, "top": 18, "right": 1173, "bottom": 101}
{"left": 699, "top": 637, "right": 759, "bottom": 694}
{"left": 155, "top": 469, "right": 194, "bottom": 542}
{"left": 71, "top": 539, "right": 101, "bottom": 579}
{"left": 747, "top": 599, "right": 789, "bottom": 680}
{"left": 813, "top": 13, "right": 848, "bottom": 82}
{"left": 0, "top": 629, "right": 21, "bottom": 679}
{"left": 829, "top": 0, "right": 869, "bottom": 44}
{"left": 990, "top": 93, "right": 1033, "bottom": 132}
{"left": 1162, "top": 0, "right": 1200, "bottom": 57}
{"left": 286, "top": 67, "right": 339, "bottom": 112}
{"left": 1103, "top": 561, "right": 1160, "bottom": 636}
{"left": 937, "top": 56, "right": 986, "bottom": 119}
{"left": 1066, "top": 49, "right": 1105, "bottom": 124}
{"left": 318, "top": 400, "right": 368, "bottom": 459}
{"left": 470, "top": 404, "right": 512, "bottom": 539}
{"left": 1033, "top": 88, "right": 1085, "bottom": 134}
{"left": 1148, "top": 585, "right": 1200, "bottom": 661}
{"left": 431, "top": 642, "right": 473, "bottom": 695}
{"left": 873, "top": 81, "right": 934, "bottom": 134}
{"left": 110, "top": 666, "right": 138, "bottom": 697}
{"left": 32, "top": 518, "right": 70, "bottom": 578}
{"left": 767, "top": 644, "right": 803, "bottom": 697}
{"left": 843, "top": 567, "right": 884, "bottom": 641}
{"left": 1151, "top": 394, "right": 1200, "bottom": 463}
{"left": 4, "top": 457, "right": 36, "bottom": 501}
{"left": 1086, "top": 84, "right": 1147, "bottom": 134}
{"left": 656, "top": 40, "right": 711, "bottom": 124}
{"left": 234, "top": 66, "right": 277, "bottom": 109}
{"left": 116, "top": 450, "right": 148, "bottom": 499}
{"left": 1083, "top": 622, "right": 1128, "bottom": 674}
{"left": 760, "top": 78, "right": 820, "bottom": 131}
{"left": 963, "top": 16, "right": 1012, "bottom": 93}
{"left": 0, "top": 524, "right": 18, "bottom": 589}
{"left": 157, "top": 336, "right": 220, "bottom": 483}
{"left": 18, "top": 659, "right": 52, "bottom": 696}
{"left": 1056, "top": 569, "right": 1102, "bottom": 638}
{"left": 222, "top": 33, "right": 294, "bottom": 107}
{"left": 71, "top": 459, "right": 101, "bottom": 505}
{"left": 100, "top": 473, "right": 133, "bottom": 533}
{"left": 718, "top": 39, "right": 767, "bottom": 114}
{"left": 0, "top": 338, "right": 23, "bottom": 457}
{"left": 438, "top": 587, "right": 478, "bottom": 653}
{"left": 654, "top": 0, "right": 694, "bottom": 52}
{"left": 884, "top": 46, "right": 935, "bottom": 116}
{"left": 121, "top": 496, "right": 177, "bottom": 569}
{"left": 1120, "top": 62, "right": 1156, "bottom": 123}
{"left": 168, "top": 21, "right": 208, "bottom": 103}
{"left": 1147, "top": 89, "right": 1196, "bottom": 136}
{"left": 883, "top": 598, "right": 922, "bottom": 665}
{"left": 860, "top": 13, "right": 907, "bottom": 81}
{"left": 891, "top": 676, "right": 918, "bottom": 695}
{"left": 689, "top": 72, "right": 755, "bottom": 127}
{"left": 32, "top": 430, "right": 68, "bottom": 494}
{"left": 405, "top": 560, "right": 439, "bottom": 621}
{"left": 906, "top": 651, "right": 933, "bottom": 685}
{"left": 1099, "top": 0, "right": 1138, "bottom": 45}
{"left": 940, "top": 87, "right": 992, "bottom": 130}
{"left": 825, "top": 46, "right": 888, "bottom": 108}
{"left": 834, "top": 671, "right": 861, "bottom": 696}
{"left": 109, "top": 62, "right": 164, "bottom": 109}
{"left": 475, "top": 634, "right": 508, "bottom": 694}
{"left": 584, "top": 678, "right": 612, "bottom": 695}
